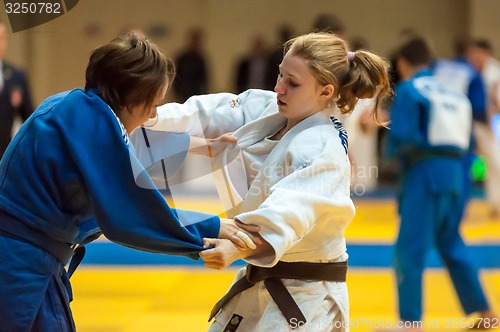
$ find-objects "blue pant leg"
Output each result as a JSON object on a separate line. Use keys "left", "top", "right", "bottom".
{"left": 32, "top": 268, "right": 76, "bottom": 332}
{"left": 0, "top": 235, "right": 50, "bottom": 331}
{"left": 436, "top": 192, "right": 490, "bottom": 315}
{"left": 395, "top": 170, "right": 435, "bottom": 322}
{"left": 457, "top": 153, "right": 474, "bottom": 220}
{"left": 0, "top": 235, "right": 75, "bottom": 332}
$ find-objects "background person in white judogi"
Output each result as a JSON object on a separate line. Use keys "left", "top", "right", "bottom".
{"left": 140, "top": 33, "right": 391, "bottom": 331}
{"left": 467, "top": 39, "right": 500, "bottom": 219}
{"left": 341, "top": 98, "right": 388, "bottom": 194}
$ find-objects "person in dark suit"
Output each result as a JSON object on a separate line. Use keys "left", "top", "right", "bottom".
{"left": 172, "top": 27, "right": 209, "bottom": 102}
{"left": 234, "top": 34, "right": 269, "bottom": 93}
{"left": 0, "top": 22, "right": 34, "bottom": 159}
{"left": 264, "top": 25, "right": 294, "bottom": 91}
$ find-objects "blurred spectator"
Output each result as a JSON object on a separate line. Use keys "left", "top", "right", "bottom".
{"left": 172, "top": 27, "right": 209, "bottom": 102}
{"left": 265, "top": 25, "right": 294, "bottom": 90}
{"left": 312, "top": 13, "right": 346, "bottom": 36}
{"left": 119, "top": 26, "right": 146, "bottom": 39}
{"left": 349, "top": 36, "right": 368, "bottom": 51}
{"left": 343, "top": 98, "right": 388, "bottom": 194}
{"left": 467, "top": 38, "right": 500, "bottom": 218}
{"left": 234, "top": 34, "right": 269, "bottom": 93}
{"left": 0, "top": 22, "right": 34, "bottom": 159}
{"left": 468, "top": 39, "right": 500, "bottom": 115}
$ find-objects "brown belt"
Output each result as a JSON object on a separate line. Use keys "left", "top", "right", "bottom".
{"left": 209, "top": 260, "right": 348, "bottom": 327}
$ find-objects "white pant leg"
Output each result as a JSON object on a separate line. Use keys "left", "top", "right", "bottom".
{"left": 474, "top": 122, "right": 500, "bottom": 210}
{"left": 208, "top": 275, "right": 349, "bottom": 332}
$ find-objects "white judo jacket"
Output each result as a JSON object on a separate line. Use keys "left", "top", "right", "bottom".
{"left": 150, "top": 89, "right": 355, "bottom": 266}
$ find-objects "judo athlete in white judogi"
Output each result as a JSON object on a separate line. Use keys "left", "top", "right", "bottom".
{"left": 467, "top": 39, "right": 500, "bottom": 218}
{"left": 138, "top": 33, "right": 391, "bottom": 331}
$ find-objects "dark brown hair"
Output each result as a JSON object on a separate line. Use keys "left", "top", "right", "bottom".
{"left": 398, "top": 36, "right": 434, "bottom": 67}
{"left": 85, "top": 33, "right": 175, "bottom": 114}
{"left": 472, "top": 38, "right": 493, "bottom": 53}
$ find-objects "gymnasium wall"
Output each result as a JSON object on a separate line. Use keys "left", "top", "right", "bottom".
{"left": 0, "top": 0, "right": 497, "bottom": 105}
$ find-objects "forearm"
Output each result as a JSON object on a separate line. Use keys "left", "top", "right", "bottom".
{"left": 241, "top": 237, "right": 274, "bottom": 260}
{"left": 188, "top": 136, "right": 211, "bottom": 156}
{"left": 187, "top": 134, "right": 237, "bottom": 157}
{"left": 199, "top": 234, "right": 273, "bottom": 269}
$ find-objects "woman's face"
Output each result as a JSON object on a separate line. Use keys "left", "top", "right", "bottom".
{"left": 124, "top": 84, "right": 168, "bottom": 133}
{"left": 274, "top": 52, "right": 332, "bottom": 125}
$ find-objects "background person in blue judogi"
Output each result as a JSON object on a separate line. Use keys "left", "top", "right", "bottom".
{"left": 386, "top": 35, "right": 497, "bottom": 329}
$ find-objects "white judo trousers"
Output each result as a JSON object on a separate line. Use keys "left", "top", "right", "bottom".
{"left": 208, "top": 265, "right": 349, "bottom": 332}
{"left": 473, "top": 122, "right": 500, "bottom": 211}
{"left": 477, "top": 57, "right": 500, "bottom": 214}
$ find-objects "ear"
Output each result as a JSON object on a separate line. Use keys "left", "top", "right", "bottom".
{"left": 396, "top": 57, "right": 410, "bottom": 80}
{"left": 319, "top": 84, "right": 334, "bottom": 100}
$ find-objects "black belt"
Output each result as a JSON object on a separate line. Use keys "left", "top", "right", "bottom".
{"left": 209, "top": 260, "right": 348, "bottom": 328}
{"left": 409, "top": 150, "right": 463, "bottom": 164}
{"left": 0, "top": 210, "right": 84, "bottom": 278}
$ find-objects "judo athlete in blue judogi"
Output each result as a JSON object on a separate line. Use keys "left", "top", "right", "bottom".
{"left": 0, "top": 34, "right": 252, "bottom": 331}
{"left": 387, "top": 36, "right": 495, "bottom": 326}
{"left": 433, "top": 40, "right": 488, "bottom": 224}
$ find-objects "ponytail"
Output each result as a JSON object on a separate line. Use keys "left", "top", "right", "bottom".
{"left": 337, "top": 49, "right": 391, "bottom": 123}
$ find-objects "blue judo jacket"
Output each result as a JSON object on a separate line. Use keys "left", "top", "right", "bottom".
{"left": 0, "top": 89, "right": 219, "bottom": 330}
{"left": 0, "top": 88, "right": 219, "bottom": 253}
{"left": 387, "top": 69, "right": 472, "bottom": 211}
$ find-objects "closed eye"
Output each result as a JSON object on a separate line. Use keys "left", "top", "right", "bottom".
{"left": 277, "top": 71, "right": 300, "bottom": 88}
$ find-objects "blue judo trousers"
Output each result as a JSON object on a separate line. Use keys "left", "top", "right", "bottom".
{"left": 395, "top": 159, "right": 489, "bottom": 321}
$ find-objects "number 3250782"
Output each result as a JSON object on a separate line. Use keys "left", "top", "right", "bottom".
{"left": 5, "top": 2, "right": 61, "bottom": 14}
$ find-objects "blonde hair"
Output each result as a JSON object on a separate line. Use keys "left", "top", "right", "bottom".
{"left": 284, "top": 33, "right": 391, "bottom": 122}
